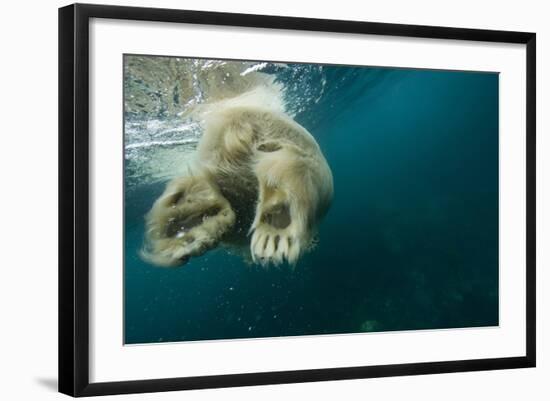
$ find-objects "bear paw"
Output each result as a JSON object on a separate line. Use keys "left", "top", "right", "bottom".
{"left": 250, "top": 202, "right": 303, "bottom": 266}
{"left": 142, "top": 176, "right": 236, "bottom": 267}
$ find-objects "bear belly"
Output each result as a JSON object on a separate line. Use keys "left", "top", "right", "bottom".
{"left": 215, "top": 168, "right": 259, "bottom": 245}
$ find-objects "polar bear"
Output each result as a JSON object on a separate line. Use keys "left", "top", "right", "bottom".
{"left": 141, "top": 75, "right": 333, "bottom": 267}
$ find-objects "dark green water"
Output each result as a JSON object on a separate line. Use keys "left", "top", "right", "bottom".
{"left": 124, "top": 61, "right": 498, "bottom": 344}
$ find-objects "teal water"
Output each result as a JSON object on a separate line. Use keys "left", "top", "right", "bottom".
{"left": 124, "top": 58, "right": 498, "bottom": 344}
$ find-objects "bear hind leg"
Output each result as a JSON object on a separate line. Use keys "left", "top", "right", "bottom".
{"left": 250, "top": 146, "right": 322, "bottom": 266}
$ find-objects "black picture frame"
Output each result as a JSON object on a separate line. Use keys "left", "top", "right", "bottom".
{"left": 59, "top": 3, "right": 536, "bottom": 397}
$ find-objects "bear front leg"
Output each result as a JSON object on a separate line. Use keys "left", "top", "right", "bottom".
{"left": 141, "top": 172, "right": 236, "bottom": 267}
{"left": 249, "top": 143, "right": 333, "bottom": 266}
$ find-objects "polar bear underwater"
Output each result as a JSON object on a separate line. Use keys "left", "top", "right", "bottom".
{"left": 139, "top": 62, "right": 333, "bottom": 267}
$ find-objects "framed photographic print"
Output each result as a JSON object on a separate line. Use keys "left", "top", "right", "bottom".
{"left": 58, "top": 3, "right": 536, "bottom": 397}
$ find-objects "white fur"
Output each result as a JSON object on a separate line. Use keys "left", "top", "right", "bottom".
{"left": 142, "top": 73, "right": 333, "bottom": 267}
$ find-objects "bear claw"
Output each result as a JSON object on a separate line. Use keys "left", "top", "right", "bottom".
{"left": 250, "top": 228, "right": 300, "bottom": 266}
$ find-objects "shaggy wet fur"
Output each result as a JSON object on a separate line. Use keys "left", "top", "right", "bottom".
{"left": 142, "top": 85, "right": 333, "bottom": 267}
